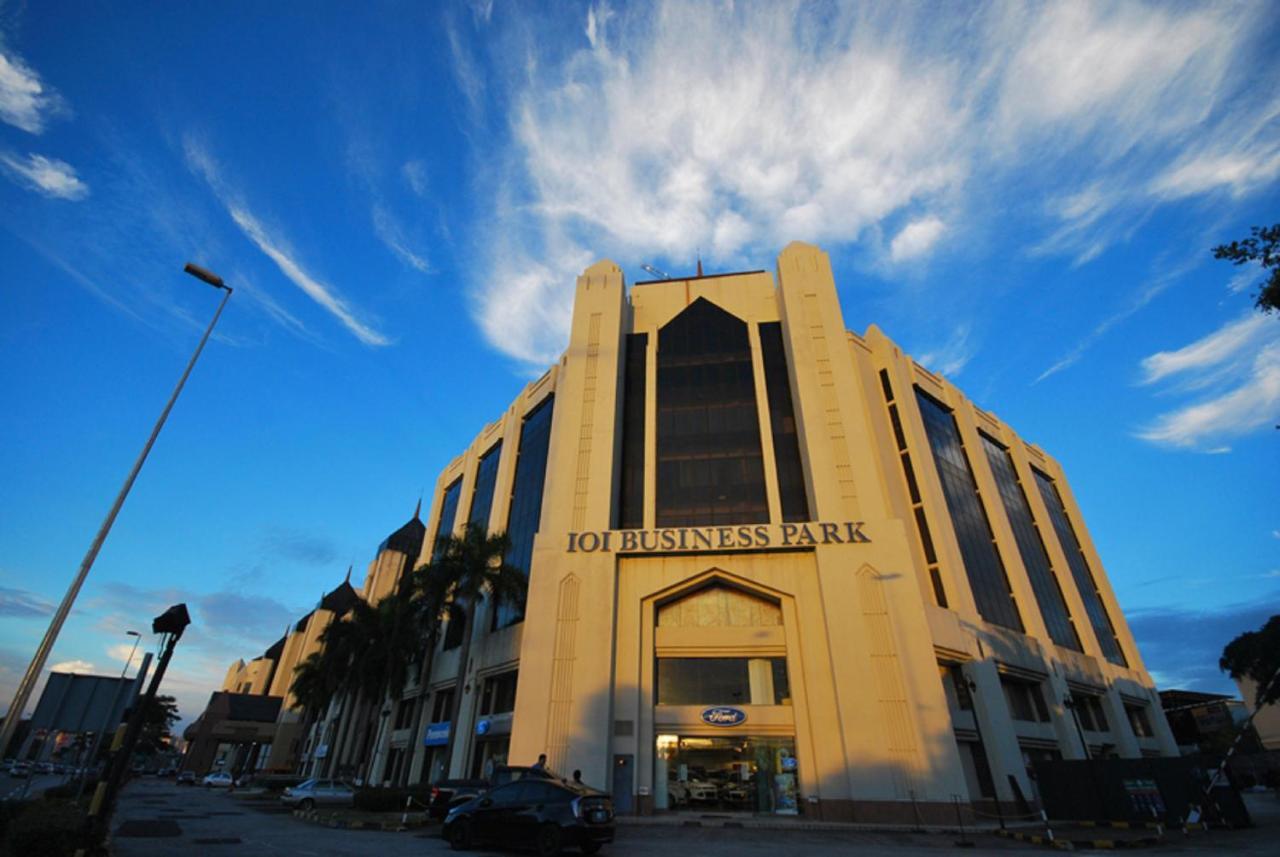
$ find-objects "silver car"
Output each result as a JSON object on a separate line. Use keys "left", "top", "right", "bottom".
{"left": 280, "top": 778, "right": 355, "bottom": 811}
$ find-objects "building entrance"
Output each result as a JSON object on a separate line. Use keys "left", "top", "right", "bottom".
{"left": 654, "top": 734, "right": 799, "bottom": 815}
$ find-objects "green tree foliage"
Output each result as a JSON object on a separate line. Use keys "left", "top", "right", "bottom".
{"left": 137, "top": 695, "right": 180, "bottom": 754}
{"left": 1212, "top": 223, "right": 1280, "bottom": 314}
{"left": 416, "top": 523, "right": 527, "bottom": 774}
{"left": 1219, "top": 614, "right": 1280, "bottom": 707}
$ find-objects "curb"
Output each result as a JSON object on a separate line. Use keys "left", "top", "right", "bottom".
{"left": 291, "top": 807, "right": 432, "bottom": 832}
{"left": 997, "top": 828, "right": 1165, "bottom": 850}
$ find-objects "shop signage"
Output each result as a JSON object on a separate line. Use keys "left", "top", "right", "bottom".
{"left": 476, "top": 719, "right": 491, "bottom": 736}
{"left": 314, "top": 744, "right": 328, "bottom": 759}
{"left": 701, "top": 706, "right": 748, "bottom": 727}
{"left": 423, "top": 722, "right": 451, "bottom": 747}
{"left": 567, "top": 521, "right": 870, "bottom": 554}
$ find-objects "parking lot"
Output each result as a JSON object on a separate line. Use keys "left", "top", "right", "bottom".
{"left": 107, "top": 779, "right": 1280, "bottom": 857}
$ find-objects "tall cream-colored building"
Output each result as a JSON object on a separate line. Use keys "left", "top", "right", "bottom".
{"left": 262, "top": 242, "right": 1176, "bottom": 822}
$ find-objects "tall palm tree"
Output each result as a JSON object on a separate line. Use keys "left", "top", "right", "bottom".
{"left": 420, "top": 522, "right": 527, "bottom": 777}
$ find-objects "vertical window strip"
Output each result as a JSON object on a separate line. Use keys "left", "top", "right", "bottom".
{"left": 616, "top": 334, "right": 647, "bottom": 530}
{"left": 878, "top": 370, "right": 947, "bottom": 607}
{"left": 914, "top": 389, "right": 1023, "bottom": 631}
{"left": 1033, "top": 470, "right": 1128, "bottom": 667}
{"left": 467, "top": 442, "right": 503, "bottom": 532}
{"left": 655, "top": 298, "right": 769, "bottom": 527}
{"left": 495, "top": 396, "right": 555, "bottom": 630}
{"left": 980, "top": 435, "right": 1082, "bottom": 651}
{"left": 432, "top": 479, "right": 462, "bottom": 561}
{"left": 758, "top": 322, "right": 810, "bottom": 522}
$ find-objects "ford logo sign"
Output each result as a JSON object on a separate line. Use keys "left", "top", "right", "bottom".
{"left": 700, "top": 706, "right": 747, "bottom": 727}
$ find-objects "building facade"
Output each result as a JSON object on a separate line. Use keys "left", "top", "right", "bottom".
{"left": 358, "top": 242, "right": 1177, "bottom": 822}
{"left": 219, "top": 241, "right": 1177, "bottom": 820}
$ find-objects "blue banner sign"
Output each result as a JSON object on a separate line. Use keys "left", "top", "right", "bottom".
{"left": 423, "top": 721, "right": 451, "bottom": 747}
{"left": 701, "top": 706, "right": 747, "bottom": 727}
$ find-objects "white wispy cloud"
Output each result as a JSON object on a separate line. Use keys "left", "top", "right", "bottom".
{"left": 0, "top": 152, "right": 88, "bottom": 199}
{"left": 915, "top": 324, "right": 973, "bottom": 378}
{"left": 1140, "top": 314, "right": 1272, "bottom": 386}
{"left": 890, "top": 216, "right": 946, "bottom": 262}
{"left": 401, "top": 160, "right": 429, "bottom": 197}
{"left": 452, "top": 1, "right": 1273, "bottom": 368}
{"left": 183, "top": 136, "right": 391, "bottom": 346}
{"left": 0, "top": 47, "right": 66, "bottom": 133}
{"left": 50, "top": 659, "right": 95, "bottom": 674}
{"left": 1137, "top": 318, "right": 1280, "bottom": 449}
{"left": 372, "top": 204, "right": 431, "bottom": 273}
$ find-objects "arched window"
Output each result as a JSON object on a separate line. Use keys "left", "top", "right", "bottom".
{"left": 655, "top": 298, "right": 768, "bottom": 526}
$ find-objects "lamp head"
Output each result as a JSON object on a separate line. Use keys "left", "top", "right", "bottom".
{"left": 152, "top": 603, "right": 192, "bottom": 636}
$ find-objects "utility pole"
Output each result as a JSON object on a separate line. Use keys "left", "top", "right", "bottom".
{"left": 81, "top": 604, "right": 191, "bottom": 856}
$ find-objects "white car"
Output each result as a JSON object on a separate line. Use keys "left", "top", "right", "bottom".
{"left": 202, "top": 772, "right": 234, "bottom": 788}
{"left": 280, "top": 778, "right": 355, "bottom": 810}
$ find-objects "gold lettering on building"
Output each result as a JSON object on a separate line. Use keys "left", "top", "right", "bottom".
{"left": 566, "top": 521, "right": 870, "bottom": 554}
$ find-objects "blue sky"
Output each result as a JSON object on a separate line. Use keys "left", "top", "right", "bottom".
{"left": 1, "top": 1, "right": 1277, "bottom": 729}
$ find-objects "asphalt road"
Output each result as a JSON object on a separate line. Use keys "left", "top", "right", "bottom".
{"left": 109, "top": 779, "right": 1280, "bottom": 857}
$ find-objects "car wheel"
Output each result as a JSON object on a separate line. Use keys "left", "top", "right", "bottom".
{"left": 448, "top": 818, "right": 473, "bottom": 851}
{"left": 581, "top": 842, "right": 602, "bottom": 855}
{"left": 535, "top": 823, "right": 563, "bottom": 857}
{"left": 299, "top": 798, "right": 315, "bottom": 812}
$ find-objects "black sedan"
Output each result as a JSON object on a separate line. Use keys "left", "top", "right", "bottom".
{"left": 444, "top": 777, "right": 614, "bottom": 855}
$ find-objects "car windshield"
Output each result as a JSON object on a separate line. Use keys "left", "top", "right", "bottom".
{"left": 295, "top": 779, "right": 316, "bottom": 790}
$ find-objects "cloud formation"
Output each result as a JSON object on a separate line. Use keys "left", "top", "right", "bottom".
{"left": 0, "top": 152, "right": 88, "bottom": 199}
{"left": 0, "top": 586, "right": 54, "bottom": 618}
{"left": 0, "top": 48, "right": 65, "bottom": 133}
{"left": 454, "top": 1, "right": 1274, "bottom": 368}
{"left": 184, "top": 136, "right": 392, "bottom": 346}
{"left": 1137, "top": 314, "right": 1280, "bottom": 449}
{"left": 49, "top": 659, "right": 95, "bottom": 675}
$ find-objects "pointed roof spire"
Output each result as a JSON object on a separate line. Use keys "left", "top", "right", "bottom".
{"left": 414, "top": 495, "right": 422, "bottom": 520}
{"left": 345, "top": 564, "right": 352, "bottom": 583}
{"left": 696, "top": 251, "right": 703, "bottom": 278}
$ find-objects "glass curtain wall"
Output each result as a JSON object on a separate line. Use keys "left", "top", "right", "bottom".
{"left": 980, "top": 435, "right": 1082, "bottom": 650}
{"left": 758, "top": 322, "right": 810, "bottom": 522}
{"left": 914, "top": 390, "right": 1023, "bottom": 631}
{"left": 467, "top": 442, "right": 503, "bottom": 532}
{"left": 655, "top": 298, "right": 768, "bottom": 527}
{"left": 616, "top": 334, "right": 647, "bottom": 529}
{"left": 432, "top": 479, "right": 462, "bottom": 560}
{"left": 495, "top": 397, "right": 555, "bottom": 629}
{"left": 1032, "top": 470, "right": 1128, "bottom": 667}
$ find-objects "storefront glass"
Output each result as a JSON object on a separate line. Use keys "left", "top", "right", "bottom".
{"left": 654, "top": 734, "right": 799, "bottom": 815}
{"left": 470, "top": 736, "right": 510, "bottom": 779}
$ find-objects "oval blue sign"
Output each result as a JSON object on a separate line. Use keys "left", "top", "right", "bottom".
{"left": 700, "top": 706, "right": 747, "bottom": 727}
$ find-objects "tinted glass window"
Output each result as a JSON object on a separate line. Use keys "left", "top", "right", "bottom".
{"left": 980, "top": 435, "right": 1081, "bottom": 651}
{"left": 1032, "top": 470, "right": 1127, "bottom": 668}
{"left": 616, "top": 334, "right": 647, "bottom": 529}
{"left": 496, "top": 397, "right": 554, "bottom": 629}
{"left": 759, "top": 322, "right": 810, "bottom": 522}
{"left": 655, "top": 298, "right": 768, "bottom": 527}
{"left": 468, "top": 442, "right": 503, "bottom": 532}
{"left": 489, "top": 782, "right": 524, "bottom": 804}
{"left": 915, "top": 390, "right": 1022, "bottom": 631}
{"left": 656, "top": 657, "right": 790, "bottom": 705}
{"left": 433, "top": 479, "right": 462, "bottom": 560}
{"left": 524, "top": 782, "right": 569, "bottom": 803}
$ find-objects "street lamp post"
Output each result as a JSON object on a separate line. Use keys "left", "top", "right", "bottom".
{"left": 0, "top": 265, "right": 231, "bottom": 759}
{"left": 75, "top": 631, "right": 142, "bottom": 800}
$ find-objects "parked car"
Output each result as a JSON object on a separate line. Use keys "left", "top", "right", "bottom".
{"left": 429, "top": 779, "right": 490, "bottom": 820}
{"left": 279, "top": 778, "right": 355, "bottom": 811}
{"left": 10, "top": 763, "right": 31, "bottom": 779}
{"left": 176, "top": 771, "right": 196, "bottom": 785}
{"left": 444, "top": 777, "right": 614, "bottom": 856}
{"left": 35, "top": 762, "right": 55, "bottom": 775}
{"left": 202, "top": 772, "right": 234, "bottom": 788}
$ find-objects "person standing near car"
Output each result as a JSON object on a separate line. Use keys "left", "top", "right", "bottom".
{"left": 572, "top": 770, "right": 583, "bottom": 785}
{"left": 531, "top": 753, "right": 548, "bottom": 772}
